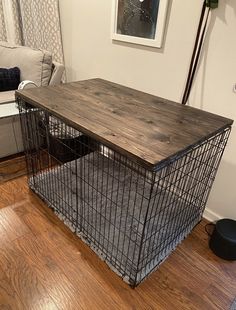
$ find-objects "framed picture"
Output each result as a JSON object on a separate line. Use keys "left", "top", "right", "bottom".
{"left": 111, "top": 0, "right": 169, "bottom": 48}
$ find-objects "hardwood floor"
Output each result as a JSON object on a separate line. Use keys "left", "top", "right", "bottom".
{"left": 0, "top": 175, "right": 236, "bottom": 309}
{"left": 0, "top": 154, "right": 26, "bottom": 184}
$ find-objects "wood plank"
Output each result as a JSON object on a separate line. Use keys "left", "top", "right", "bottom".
{"left": 0, "top": 175, "right": 29, "bottom": 209}
{"left": 14, "top": 234, "right": 85, "bottom": 310}
{"left": 0, "top": 243, "right": 58, "bottom": 310}
{"left": 16, "top": 79, "right": 233, "bottom": 169}
{"left": 202, "top": 282, "right": 235, "bottom": 310}
{"left": 137, "top": 269, "right": 205, "bottom": 310}
{"left": 39, "top": 230, "right": 150, "bottom": 310}
{"left": 9, "top": 176, "right": 31, "bottom": 204}
{"left": 0, "top": 155, "right": 27, "bottom": 184}
{"left": 0, "top": 183, "right": 15, "bottom": 209}
{"left": 162, "top": 250, "right": 210, "bottom": 295}
{"left": 18, "top": 204, "right": 56, "bottom": 236}
{"left": 0, "top": 222, "right": 11, "bottom": 249}
{"left": 175, "top": 246, "right": 236, "bottom": 287}
{"left": 0, "top": 276, "right": 25, "bottom": 310}
{"left": 0, "top": 207, "right": 30, "bottom": 241}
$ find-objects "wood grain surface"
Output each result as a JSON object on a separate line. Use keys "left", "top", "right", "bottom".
{"left": 0, "top": 174, "right": 236, "bottom": 309}
{"left": 16, "top": 79, "right": 233, "bottom": 169}
{"left": 0, "top": 154, "right": 27, "bottom": 184}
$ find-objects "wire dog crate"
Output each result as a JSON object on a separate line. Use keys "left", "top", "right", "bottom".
{"left": 17, "top": 98, "right": 231, "bottom": 287}
{"left": 16, "top": 79, "right": 233, "bottom": 287}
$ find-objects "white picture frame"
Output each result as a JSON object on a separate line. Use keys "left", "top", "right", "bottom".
{"left": 111, "top": 0, "right": 169, "bottom": 48}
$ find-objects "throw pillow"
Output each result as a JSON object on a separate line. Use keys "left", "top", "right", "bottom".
{"left": 0, "top": 67, "right": 21, "bottom": 92}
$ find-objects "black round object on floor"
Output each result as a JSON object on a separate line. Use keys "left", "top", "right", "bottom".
{"left": 209, "top": 219, "right": 236, "bottom": 260}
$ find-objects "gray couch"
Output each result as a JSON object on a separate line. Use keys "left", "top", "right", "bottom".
{"left": 0, "top": 41, "right": 64, "bottom": 104}
{"left": 0, "top": 41, "right": 64, "bottom": 158}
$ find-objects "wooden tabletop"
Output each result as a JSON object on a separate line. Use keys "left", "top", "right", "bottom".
{"left": 16, "top": 79, "right": 233, "bottom": 169}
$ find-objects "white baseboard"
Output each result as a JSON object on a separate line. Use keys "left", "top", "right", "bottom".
{"left": 203, "top": 208, "right": 222, "bottom": 222}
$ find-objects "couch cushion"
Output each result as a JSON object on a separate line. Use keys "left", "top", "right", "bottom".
{"left": 0, "top": 90, "right": 15, "bottom": 104}
{"left": 0, "top": 41, "right": 52, "bottom": 86}
{"left": 0, "top": 67, "right": 20, "bottom": 91}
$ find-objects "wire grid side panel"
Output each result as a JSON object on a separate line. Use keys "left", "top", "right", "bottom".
{"left": 18, "top": 100, "right": 97, "bottom": 231}
{"left": 76, "top": 146, "right": 154, "bottom": 285}
{"left": 135, "top": 127, "right": 231, "bottom": 285}
{"left": 18, "top": 102, "right": 47, "bottom": 177}
{"left": 18, "top": 100, "right": 155, "bottom": 285}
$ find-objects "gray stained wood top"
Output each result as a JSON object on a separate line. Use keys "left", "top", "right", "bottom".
{"left": 16, "top": 78, "right": 233, "bottom": 169}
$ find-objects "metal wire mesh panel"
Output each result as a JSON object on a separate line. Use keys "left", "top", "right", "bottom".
{"left": 18, "top": 99, "right": 231, "bottom": 287}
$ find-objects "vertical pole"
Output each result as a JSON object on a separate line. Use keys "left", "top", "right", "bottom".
{"left": 182, "top": 2, "right": 209, "bottom": 105}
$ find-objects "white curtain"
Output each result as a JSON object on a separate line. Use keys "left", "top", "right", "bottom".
{"left": 0, "top": 0, "right": 7, "bottom": 41}
{"left": 19, "top": 0, "right": 64, "bottom": 64}
{"left": 1, "top": 0, "right": 22, "bottom": 44}
{"left": 0, "top": 0, "right": 64, "bottom": 64}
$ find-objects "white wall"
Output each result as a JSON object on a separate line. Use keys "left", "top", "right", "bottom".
{"left": 59, "top": 0, "right": 236, "bottom": 220}
{"left": 190, "top": 1, "right": 236, "bottom": 221}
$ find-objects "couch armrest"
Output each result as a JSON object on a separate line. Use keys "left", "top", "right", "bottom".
{"left": 49, "top": 61, "right": 65, "bottom": 86}
{"left": 18, "top": 80, "right": 37, "bottom": 90}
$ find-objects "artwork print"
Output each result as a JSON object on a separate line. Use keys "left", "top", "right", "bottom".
{"left": 117, "top": 0, "right": 160, "bottom": 39}
{"left": 111, "top": 0, "right": 168, "bottom": 48}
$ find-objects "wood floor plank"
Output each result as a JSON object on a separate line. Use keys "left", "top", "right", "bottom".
{"left": 0, "top": 155, "right": 26, "bottom": 184}
{"left": 13, "top": 200, "right": 32, "bottom": 217}
{"left": 0, "top": 176, "right": 29, "bottom": 209}
{"left": 202, "top": 282, "right": 235, "bottom": 310}
{"left": 20, "top": 218, "right": 140, "bottom": 309}
{"left": 18, "top": 206, "right": 55, "bottom": 236}
{"left": 0, "top": 183, "right": 15, "bottom": 209}
{"left": 39, "top": 226, "right": 154, "bottom": 309}
{"left": 0, "top": 243, "right": 58, "bottom": 310}
{"left": 8, "top": 176, "right": 31, "bottom": 205}
{"left": 0, "top": 276, "right": 25, "bottom": 310}
{"left": 161, "top": 250, "right": 210, "bottom": 295}
{"left": 139, "top": 268, "right": 204, "bottom": 310}
{"left": 0, "top": 207, "right": 30, "bottom": 241}
{"left": 176, "top": 245, "right": 236, "bottom": 287}
{"left": 0, "top": 221, "right": 11, "bottom": 250}
{"left": 15, "top": 233, "right": 101, "bottom": 310}
{"left": 0, "top": 265, "right": 6, "bottom": 281}
{"left": 40, "top": 233, "right": 145, "bottom": 310}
